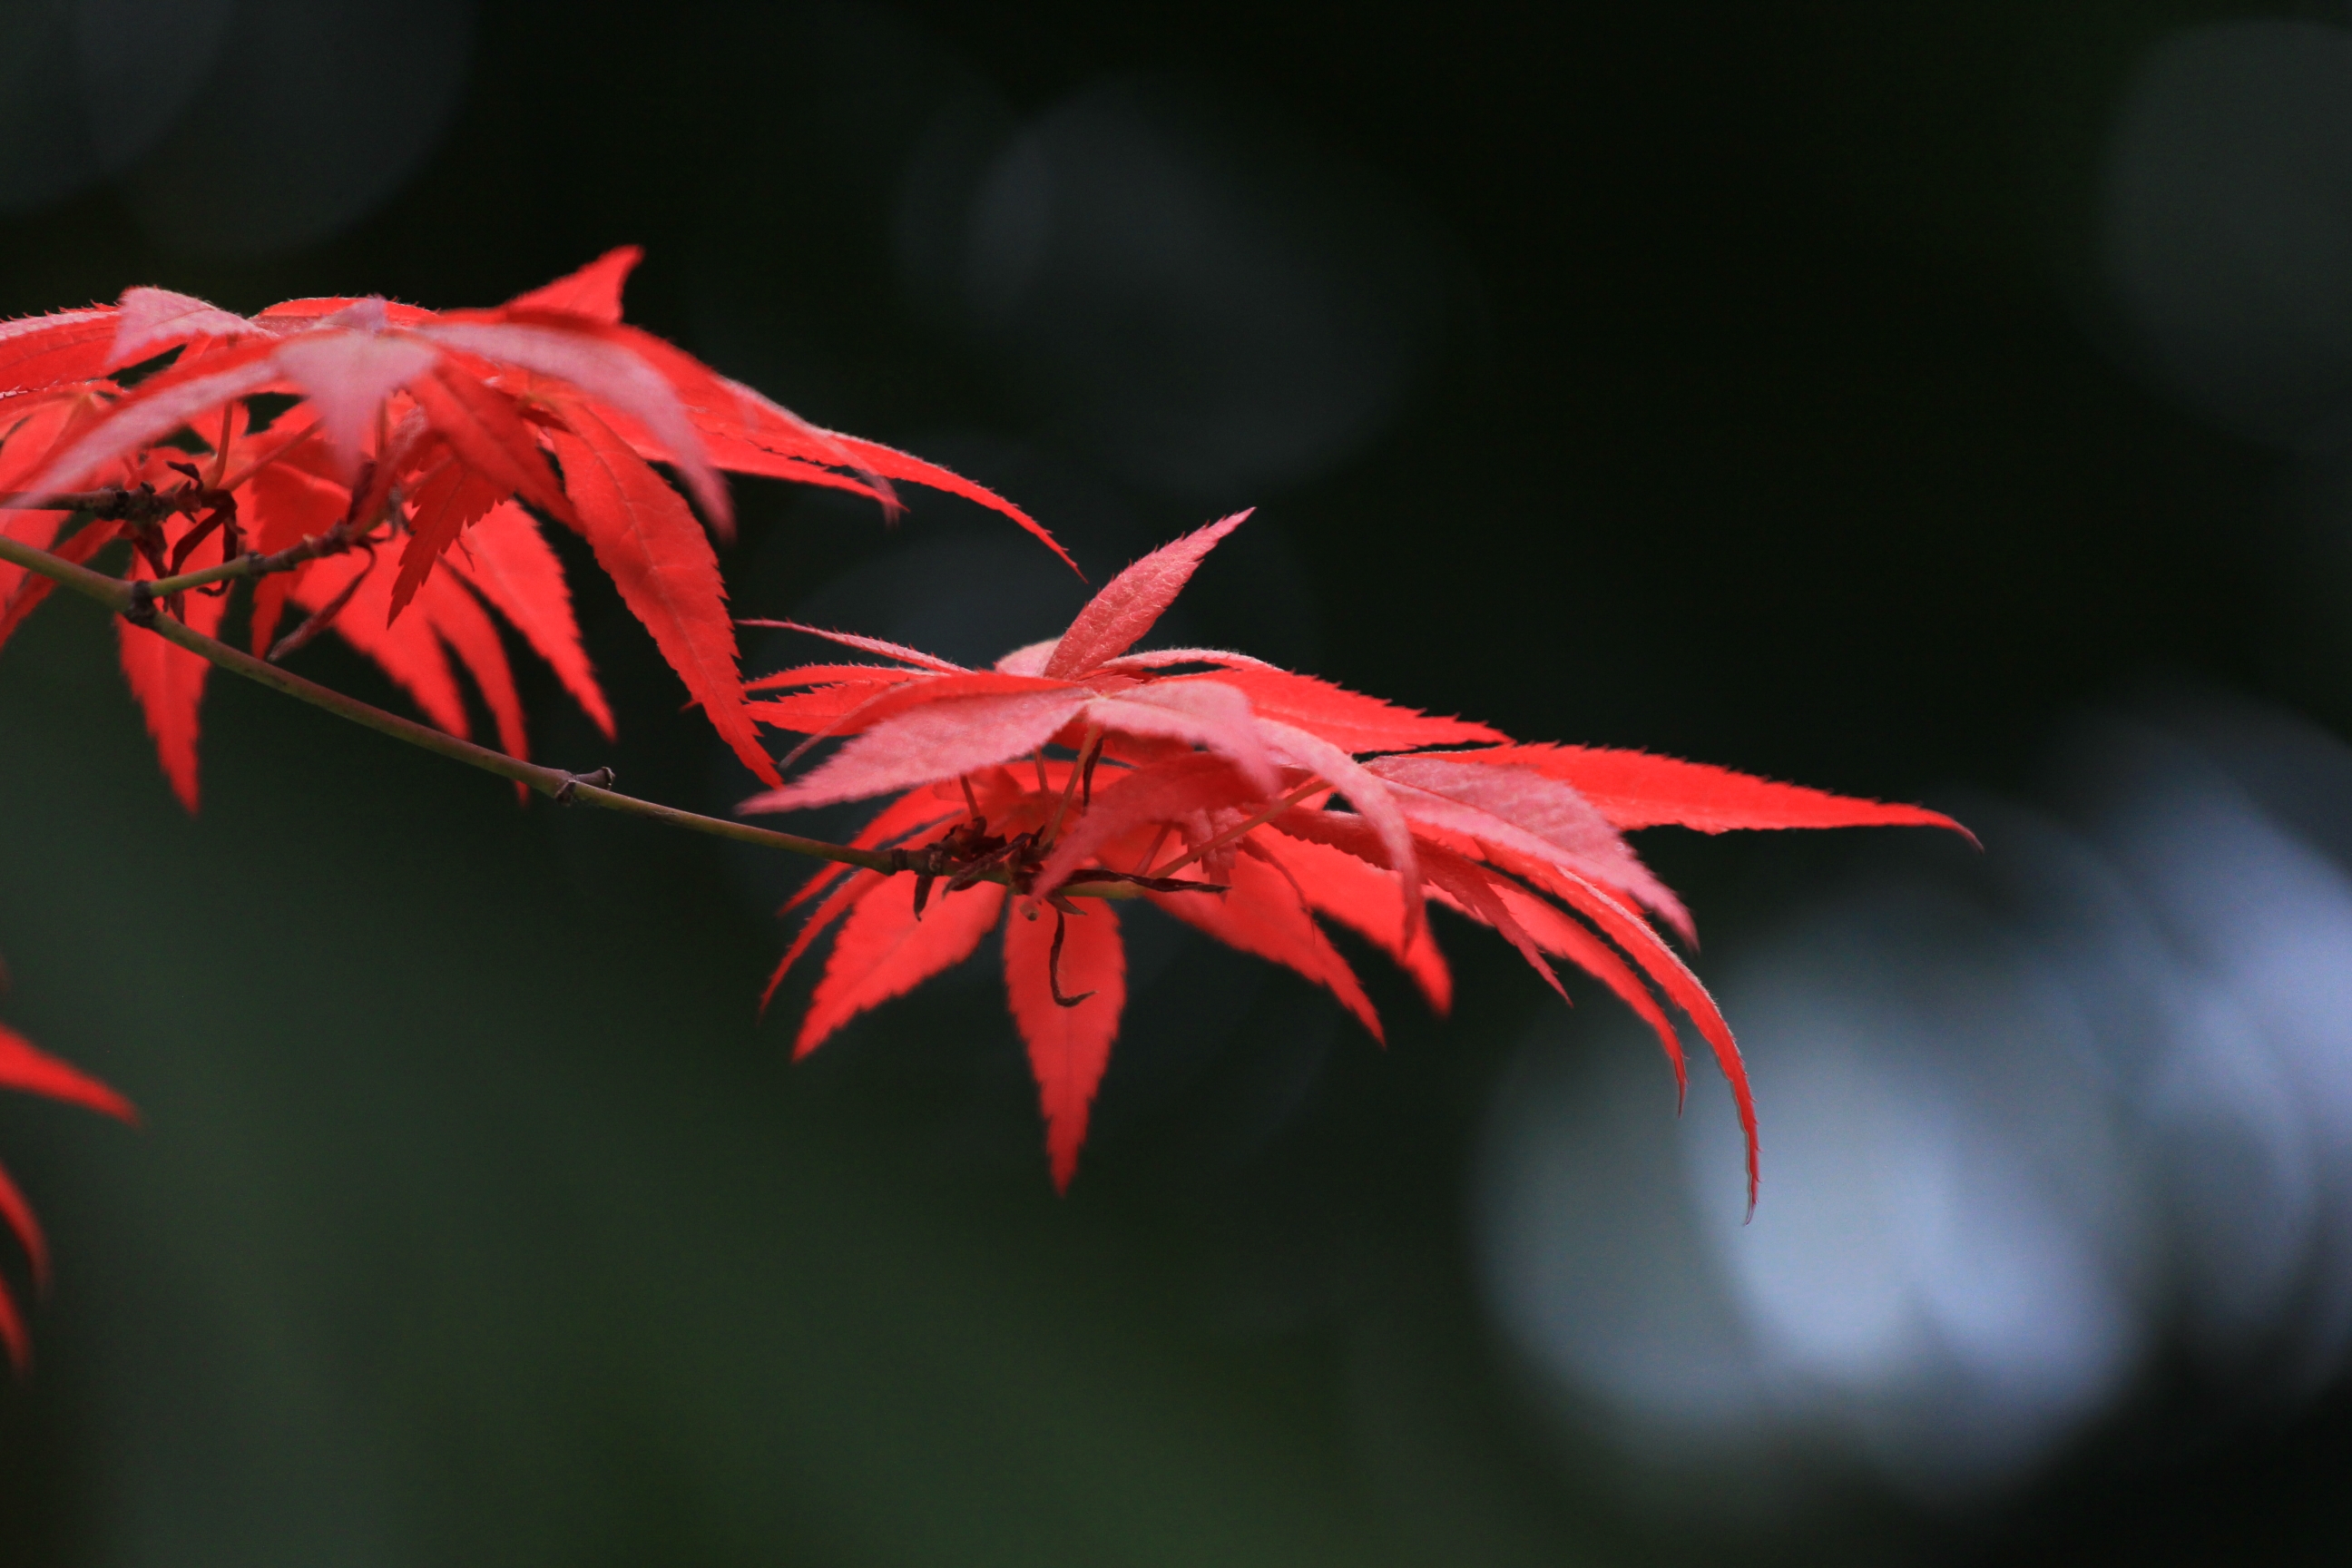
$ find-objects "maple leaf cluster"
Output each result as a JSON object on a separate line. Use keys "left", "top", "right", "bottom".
{"left": 0, "top": 248, "right": 1061, "bottom": 809}
{"left": 743, "top": 512, "right": 1967, "bottom": 1200}
{"left": 0, "top": 251, "right": 1070, "bottom": 1368}
{"left": 0, "top": 245, "right": 1968, "bottom": 1243}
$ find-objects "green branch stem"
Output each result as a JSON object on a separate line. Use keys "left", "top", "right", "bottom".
{"left": 0, "top": 527, "right": 1155, "bottom": 893}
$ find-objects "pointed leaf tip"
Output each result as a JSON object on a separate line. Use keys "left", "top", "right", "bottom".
{"left": 1042, "top": 509, "right": 1252, "bottom": 680}
{"left": 815, "top": 432, "right": 1079, "bottom": 575}
{"left": 109, "top": 288, "right": 259, "bottom": 367}
{"left": 1471, "top": 745, "right": 1974, "bottom": 845}
{"left": 0, "top": 1022, "right": 137, "bottom": 1124}
{"left": 451, "top": 502, "right": 614, "bottom": 740}
{"left": 1004, "top": 898, "right": 1125, "bottom": 1191}
{"left": 116, "top": 554, "right": 230, "bottom": 813}
{"left": 543, "top": 407, "right": 776, "bottom": 784}
{"left": 797, "top": 880, "right": 1004, "bottom": 1057}
{"left": 500, "top": 247, "right": 643, "bottom": 325}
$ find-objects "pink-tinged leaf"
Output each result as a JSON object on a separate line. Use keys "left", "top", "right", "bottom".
{"left": 116, "top": 555, "right": 230, "bottom": 813}
{"left": 1365, "top": 755, "right": 1691, "bottom": 942}
{"left": 390, "top": 452, "right": 505, "bottom": 622}
{"left": 1092, "top": 730, "right": 1202, "bottom": 773}
{"left": 417, "top": 570, "right": 527, "bottom": 762}
{"left": 19, "top": 343, "right": 281, "bottom": 497}
{"left": 1173, "top": 666, "right": 1505, "bottom": 753}
{"left": 744, "top": 662, "right": 926, "bottom": 696}
{"left": 417, "top": 318, "right": 730, "bottom": 534}
{"left": 740, "top": 690, "right": 1087, "bottom": 813}
{"left": 754, "top": 672, "right": 1070, "bottom": 774}
{"left": 108, "top": 288, "right": 260, "bottom": 366}
{"left": 500, "top": 247, "right": 642, "bottom": 324}
{"left": 254, "top": 297, "right": 443, "bottom": 329}
{"left": 311, "top": 299, "right": 397, "bottom": 334}
{"left": 772, "top": 669, "right": 1073, "bottom": 741}
{"left": 994, "top": 638, "right": 1060, "bottom": 676}
{"left": 270, "top": 330, "right": 438, "bottom": 475}
{"left": 1043, "top": 510, "right": 1250, "bottom": 679}
{"left": 447, "top": 501, "right": 613, "bottom": 739}
{"left": 293, "top": 553, "right": 470, "bottom": 739}
{"left": 1406, "top": 836, "right": 1573, "bottom": 1001}
{"left": 0, "top": 1022, "right": 137, "bottom": 1123}
{"left": 1457, "top": 743, "right": 1974, "bottom": 840}
{"left": 819, "top": 432, "right": 1074, "bottom": 573}
{"left": 1252, "top": 831, "right": 1452, "bottom": 1014}
{"left": 762, "top": 869, "right": 886, "bottom": 1013}
{"left": 740, "top": 619, "right": 967, "bottom": 673}
{"left": 0, "top": 308, "right": 118, "bottom": 392}
{"left": 1152, "top": 851, "right": 1382, "bottom": 1042}
{"left": 407, "top": 364, "right": 575, "bottom": 524}
{"left": 542, "top": 405, "right": 777, "bottom": 783}
{"left": 1004, "top": 898, "right": 1126, "bottom": 1192}
{"left": 1093, "top": 647, "right": 1274, "bottom": 673}
{"left": 797, "top": 880, "right": 1005, "bottom": 1058}
{"left": 750, "top": 685, "right": 920, "bottom": 735}
{"left": 0, "top": 1161, "right": 44, "bottom": 1293}
{"left": 1254, "top": 718, "right": 1421, "bottom": 933}
{"left": 1032, "top": 753, "right": 1262, "bottom": 898}
{"left": 1081, "top": 681, "right": 1280, "bottom": 794}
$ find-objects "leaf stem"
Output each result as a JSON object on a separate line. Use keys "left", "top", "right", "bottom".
{"left": 0, "top": 528, "right": 1110, "bottom": 888}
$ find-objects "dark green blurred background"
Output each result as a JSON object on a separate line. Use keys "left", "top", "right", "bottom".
{"left": 5, "top": 2, "right": 2351, "bottom": 1563}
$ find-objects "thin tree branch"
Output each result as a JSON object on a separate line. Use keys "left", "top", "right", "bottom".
{"left": 0, "top": 528, "right": 1155, "bottom": 894}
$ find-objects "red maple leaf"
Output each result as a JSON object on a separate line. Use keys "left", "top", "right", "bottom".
{"left": 0, "top": 250, "right": 1064, "bottom": 808}
{"left": 0, "top": 984, "right": 135, "bottom": 1373}
{"left": 741, "top": 514, "right": 1969, "bottom": 1200}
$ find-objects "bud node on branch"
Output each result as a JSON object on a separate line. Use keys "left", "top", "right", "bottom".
{"left": 553, "top": 768, "right": 616, "bottom": 805}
